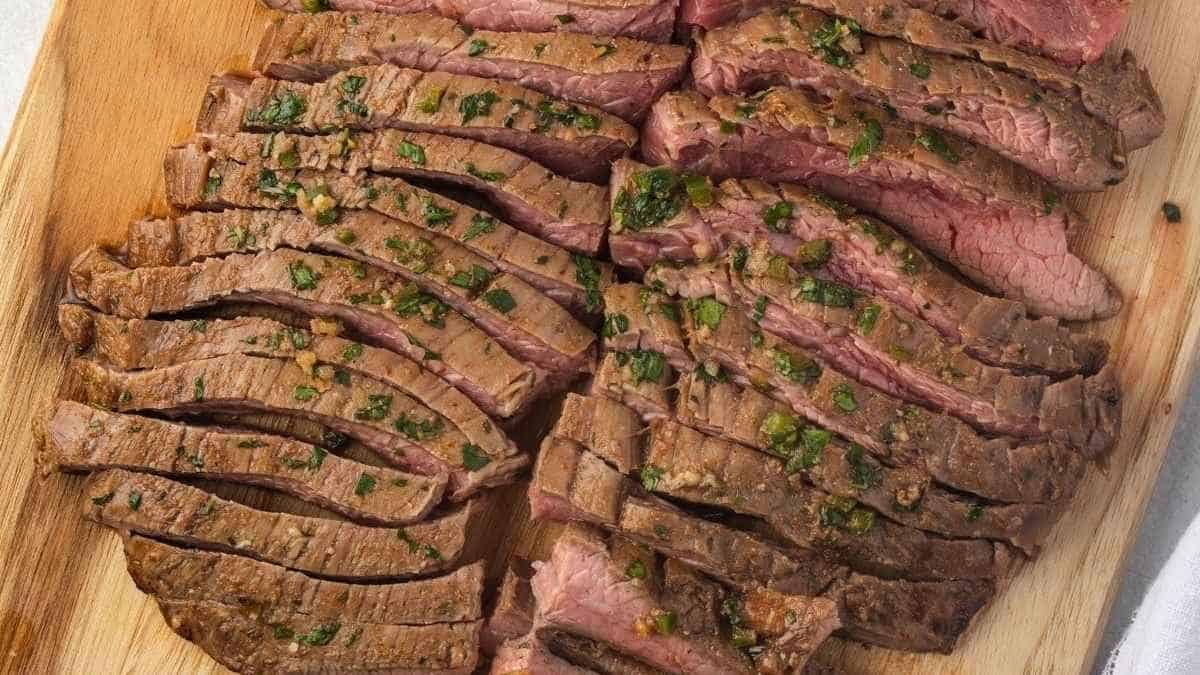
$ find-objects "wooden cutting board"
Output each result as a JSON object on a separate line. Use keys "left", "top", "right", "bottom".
{"left": 1, "top": 1, "right": 1198, "bottom": 673}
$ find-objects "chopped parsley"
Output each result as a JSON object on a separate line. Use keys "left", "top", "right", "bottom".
{"left": 625, "top": 559, "right": 647, "bottom": 579}
{"left": 772, "top": 348, "right": 822, "bottom": 385}
{"left": 293, "top": 385, "right": 319, "bottom": 401}
{"left": 810, "top": 17, "right": 861, "bottom": 68}
{"left": 244, "top": 90, "right": 307, "bottom": 128}
{"left": 287, "top": 260, "right": 319, "bottom": 290}
{"left": 639, "top": 464, "right": 665, "bottom": 491}
{"left": 396, "top": 141, "right": 426, "bottom": 165}
{"left": 459, "top": 90, "right": 500, "bottom": 124}
{"left": 831, "top": 383, "right": 858, "bottom": 412}
{"left": 623, "top": 349, "right": 666, "bottom": 385}
{"left": 762, "top": 200, "right": 794, "bottom": 233}
{"left": 857, "top": 304, "right": 882, "bottom": 335}
{"left": 467, "top": 39, "right": 489, "bottom": 57}
{"left": 796, "top": 239, "right": 832, "bottom": 268}
{"left": 914, "top": 129, "right": 960, "bottom": 164}
{"left": 611, "top": 168, "right": 686, "bottom": 233}
{"left": 465, "top": 163, "right": 505, "bottom": 182}
{"left": 281, "top": 446, "right": 327, "bottom": 471}
{"left": 602, "top": 313, "right": 630, "bottom": 337}
{"left": 422, "top": 198, "right": 455, "bottom": 227}
{"left": 687, "top": 296, "right": 727, "bottom": 331}
{"left": 909, "top": 62, "right": 931, "bottom": 79}
{"left": 296, "top": 623, "right": 340, "bottom": 647}
{"left": 483, "top": 288, "right": 517, "bottom": 313}
{"left": 848, "top": 118, "right": 883, "bottom": 168}
{"left": 193, "top": 377, "right": 206, "bottom": 401}
{"left": 461, "top": 443, "right": 491, "bottom": 471}
{"left": 354, "top": 473, "right": 377, "bottom": 497}
{"left": 354, "top": 394, "right": 392, "bottom": 421}
{"left": 447, "top": 264, "right": 493, "bottom": 293}
{"left": 572, "top": 254, "right": 604, "bottom": 314}
{"left": 796, "top": 276, "right": 857, "bottom": 307}
{"left": 462, "top": 213, "right": 497, "bottom": 242}
{"left": 845, "top": 443, "right": 881, "bottom": 489}
{"left": 394, "top": 414, "right": 444, "bottom": 441}
{"left": 128, "top": 491, "right": 142, "bottom": 511}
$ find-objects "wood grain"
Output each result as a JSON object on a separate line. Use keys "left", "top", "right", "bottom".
{"left": 0, "top": 1, "right": 1198, "bottom": 673}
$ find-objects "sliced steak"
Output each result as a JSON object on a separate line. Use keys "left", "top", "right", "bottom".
{"left": 899, "top": 0, "right": 1129, "bottom": 66}
{"left": 255, "top": 12, "right": 689, "bottom": 122}
{"left": 773, "top": 0, "right": 1162, "bottom": 148}
{"left": 608, "top": 159, "right": 1108, "bottom": 377}
{"left": 529, "top": 435, "right": 842, "bottom": 595}
{"left": 591, "top": 350, "right": 674, "bottom": 421}
{"left": 137, "top": 189, "right": 596, "bottom": 378}
{"left": 161, "top": 144, "right": 614, "bottom": 315}
{"left": 659, "top": 246, "right": 1120, "bottom": 452}
{"left": 692, "top": 7, "right": 1128, "bottom": 191}
{"left": 60, "top": 308, "right": 514, "bottom": 460}
{"left": 492, "top": 635, "right": 598, "bottom": 674}
{"left": 85, "top": 469, "right": 472, "bottom": 580}
{"left": 70, "top": 246, "right": 544, "bottom": 420}
{"left": 641, "top": 89, "right": 1122, "bottom": 320}
{"left": 675, "top": 296, "right": 1084, "bottom": 507}
{"left": 601, "top": 282, "right": 693, "bottom": 369}
{"left": 41, "top": 401, "right": 444, "bottom": 526}
{"left": 531, "top": 524, "right": 837, "bottom": 674}
{"left": 155, "top": 598, "right": 480, "bottom": 675}
{"left": 71, "top": 354, "right": 525, "bottom": 500}
{"left": 189, "top": 130, "right": 610, "bottom": 255}
{"left": 555, "top": 393, "right": 643, "bottom": 473}
{"left": 644, "top": 418, "right": 1003, "bottom": 581}
{"left": 482, "top": 561, "right": 536, "bottom": 654}
{"left": 261, "top": 0, "right": 680, "bottom": 43}
{"left": 124, "top": 535, "right": 484, "bottom": 624}
{"left": 197, "top": 64, "right": 637, "bottom": 181}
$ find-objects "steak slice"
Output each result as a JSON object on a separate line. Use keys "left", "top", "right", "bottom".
{"left": 643, "top": 418, "right": 1004, "bottom": 581}
{"left": 601, "top": 282, "right": 693, "bottom": 369}
{"left": 124, "top": 535, "right": 484, "bottom": 625}
{"left": 70, "top": 246, "right": 543, "bottom": 420}
{"left": 540, "top": 630, "right": 662, "bottom": 675}
{"left": 609, "top": 159, "right": 1108, "bottom": 377}
{"left": 641, "top": 89, "right": 1122, "bottom": 320}
{"left": 692, "top": 7, "right": 1128, "bottom": 191}
{"left": 189, "top": 130, "right": 610, "bottom": 256}
{"left": 772, "top": 0, "right": 1162, "bottom": 148}
{"left": 677, "top": 298, "right": 1084, "bottom": 506}
{"left": 591, "top": 350, "right": 674, "bottom": 421}
{"left": 197, "top": 64, "right": 637, "bottom": 182}
{"left": 155, "top": 599, "right": 481, "bottom": 675}
{"left": 899, "top": 0, "right": 1129, "bottom": 66}
{"left": 529, "top": 435, "right": 842, "bottom": 596}
{"left": 161, "top": 144, "right": 614, "bottom": 315}
{"left": 85, "top": 469, "right": 473, "bottom": 580}
{"left": 653, "top": 247, "right": 1120, "bottom": 452}
{"left": 531, "top": 524, "right": 837, "bottom": 674}
{"left": 555, "top": 393, "right": 643, "bottom": 473}
{"left": 255, "top": 12, "right": 689, "bottom": 122}
{"left": 482, "top": 561, "right": 536, "bottom": 654}
{"left": 60, "top": 308, "right": 514, "bottom": 460}
{"left": 71, "top": 354, "right": 526, "bottom": 499}
{"left": 134, "top": 198, "right": 596, "bottom": 378}
{"left": 261, "top": 0, "right": 680, "bottom": 43}
{"left": 41, "top": 401, "right": 444, "bottom": 526}
{"left": 492, "top": 635, "right": 598, "bottom": 674}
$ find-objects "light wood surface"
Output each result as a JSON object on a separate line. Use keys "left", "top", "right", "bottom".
{"left": 1, "top": 1, "right": 1198, "bottom": 673}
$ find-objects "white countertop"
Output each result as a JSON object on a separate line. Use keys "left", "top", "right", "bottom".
{"left": 1, "top": 4, "right": 1194, "bottom": 672}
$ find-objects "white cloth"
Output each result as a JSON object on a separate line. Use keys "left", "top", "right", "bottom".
{"left": 1105, "top": 511, "right": 1200, "bottom": 674}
